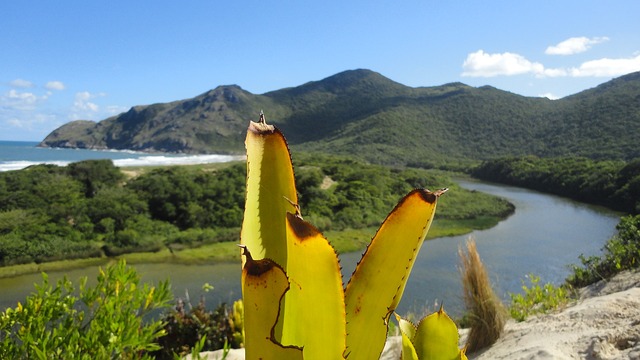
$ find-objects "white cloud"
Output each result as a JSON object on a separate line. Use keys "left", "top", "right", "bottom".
{"left": 1, "top": 90, "right": 60, "bottom": 137}
{"left": 7, "top": 89, "right": 38, "bottom": 103}
{"left": 0, "top": 90, "right": 55, "bottom": 135}
{"left": 9, "top": 79, "right": 34, "bottom": 88}
{"left": 5, "top": 113, "right": 56, "bottom": 130}
{"left": 545, "top": 37, "right": 609, "bottom": 56}
{"left": 569, "top": 54, "right": 640, "bottom": 77}
{"left": 461, "top": 49, "right": 640, "bottom": 79}
{"left": 75, "top": 91, "right": 100, "bottom": 112}
{"left": 70, "top": 91, "right": 103, "bottom": 119}
{"left": 461, "top": 50, "right": 566, "bottom": 77}
{"left": 1, "top": 86, "right": 123, "bottom": 140}
{"left": 2, "top": 89, "right": 40, "bottom": 111}
{"left": 45, "top": 81, "right": 66, "bottom": 91}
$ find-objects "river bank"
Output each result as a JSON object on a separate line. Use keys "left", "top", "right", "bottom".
{"left": 0, "top": 241, "right": 241, "bottom": 279}
{"left": 0, "top": 215, "right": 492, "bottom": 279}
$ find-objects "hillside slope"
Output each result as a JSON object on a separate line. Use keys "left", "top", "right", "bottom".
{"left": 40, "top": 69, "right": 640, "bottom": 165}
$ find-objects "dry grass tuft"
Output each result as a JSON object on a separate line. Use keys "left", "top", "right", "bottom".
{"left": 459, "top": 237, "right": 507, "bottom": 353}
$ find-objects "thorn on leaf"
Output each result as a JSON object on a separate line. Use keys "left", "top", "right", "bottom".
{"left": 283, "top": 196, "right": 303, "bottom": 219}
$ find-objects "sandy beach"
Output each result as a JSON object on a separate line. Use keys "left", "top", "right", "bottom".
{"left": 467, "top": 269, "right": 640, "bottom": 359}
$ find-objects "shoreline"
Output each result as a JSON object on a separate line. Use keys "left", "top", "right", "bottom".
{"left": 0, "top": 141, "right": 245, "bottom": 172}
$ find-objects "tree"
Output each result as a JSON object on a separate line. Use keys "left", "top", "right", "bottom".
{"left": 67, "top": 159, "right": 125, "bottom": 197}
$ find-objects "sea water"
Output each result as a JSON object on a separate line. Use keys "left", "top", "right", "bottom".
{"left": 0, "top": 141, "right": 242, "bottom": 171}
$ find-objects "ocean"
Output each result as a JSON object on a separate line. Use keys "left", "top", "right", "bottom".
{"left": 0, "top": 141, "right": 243, "bottom": 172}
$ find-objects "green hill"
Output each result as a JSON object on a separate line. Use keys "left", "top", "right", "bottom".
{"left": 40, "top": 69, "right": 640, "bottom": 165}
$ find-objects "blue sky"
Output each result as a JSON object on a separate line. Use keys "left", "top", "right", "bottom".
{"left": 2, "top": 1, "right": 639, "bottom": 141}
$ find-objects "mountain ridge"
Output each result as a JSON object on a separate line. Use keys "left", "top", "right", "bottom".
{"left": 40, "top": 69, "right": 640, "bottom": 165}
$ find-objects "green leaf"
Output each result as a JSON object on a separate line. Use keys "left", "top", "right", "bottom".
{"left": 413, "top": 307, "right": 462, "bottom": 360}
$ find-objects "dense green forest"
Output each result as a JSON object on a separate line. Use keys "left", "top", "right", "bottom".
{"left": 0, "top": 157, "right": 513, "bottom": 268}
{"left": 472, "top": 156, "right": 640, "bottom": 213}
{"left": 41, "top": 69, "right": 640, "bottom": 167}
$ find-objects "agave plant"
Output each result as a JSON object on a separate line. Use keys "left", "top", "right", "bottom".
{"left": 395, "top": 309, "right": 467, "bottom": 360}
{"left": 239, "top": 112, "right": 465, "bottom": 360}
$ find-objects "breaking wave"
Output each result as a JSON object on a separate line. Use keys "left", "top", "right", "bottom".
{"left": 0, "top": 154, "right": 243, "bottom": 172}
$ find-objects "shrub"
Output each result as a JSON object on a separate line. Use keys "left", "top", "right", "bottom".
{"left": 167, "top": 228, "right": 220, "bottom": 246}
{"left": 0, "top": 260, "right": 172, "bottom": 359}
{"left": 509, "top": 274, "right": 568, "bottom": 322}
{"left": 567, "top": 214, "right": 640, "bottom": 287}
{"left": 66, "top": 159, "right": 125, "bottom": 198}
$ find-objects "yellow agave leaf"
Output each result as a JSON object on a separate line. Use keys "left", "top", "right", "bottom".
{"left": 395, "top": 313, "right": 417, "bottom": 340}
{"left": 401, "top": 330, "right": 420, "bottom": 360}
{"left": 241, "top": 114, "right": 298, "bottom": 267}
{"left": 344, "top": 188, "right": 447, "bottom": 359}
{"left": 395, "top": 313, "right": 419, "bottom": 360}
{"left": 460, "top": 350, "right": 469, "bottom": 360}
{"left": 240, "top": 246, "right": 303, "bottom": 360}
{"left": 413, "top": 307, "right": 463, "bottom": 360}
{"left": 277, "top": 212, "right": 346, "bottom": 359}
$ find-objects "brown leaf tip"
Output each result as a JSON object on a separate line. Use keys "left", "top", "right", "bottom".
{"left": 418, "top": 187, "right": 449, "bottom": 203}
{"left": 240, "top": 245, "right": 279, "bottom": 276}
{"left": 433, "top": 187, "right": 449, "bottom": 197}
{"left": 248, "top": 111, "right": 275, "bottom": 134}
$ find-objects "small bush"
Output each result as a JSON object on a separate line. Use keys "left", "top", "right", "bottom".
{"left": 0, "top": 260, "right": 172, "bottom": 359}
{"left": 509, "top": 274, "right": 569, "bottom": 322}
{"left": 459, "top": 238, "right": 507, "bottom": 352}
{"left": 567, "top": 214, "right": 640, "bottom": 287}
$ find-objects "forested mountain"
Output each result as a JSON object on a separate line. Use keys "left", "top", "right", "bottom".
{"left": 40, "top": 69, "right": 640, "bottom": 166}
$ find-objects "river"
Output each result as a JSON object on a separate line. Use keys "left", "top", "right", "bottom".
{"left": 0, "top": 179, "right": 621, "bottom": 317}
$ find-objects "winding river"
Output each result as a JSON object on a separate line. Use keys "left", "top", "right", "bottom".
{"left": 0, "top": 180, "right": 621, "bottom": 317}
